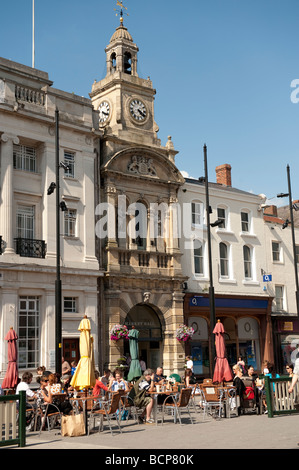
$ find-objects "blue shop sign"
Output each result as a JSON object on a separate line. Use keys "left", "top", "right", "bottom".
{"left": 189, "top": 296, "right": 268, "bottom": 309}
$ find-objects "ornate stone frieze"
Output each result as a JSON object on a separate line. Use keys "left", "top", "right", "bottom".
{"left": 127, "top": 155, "right": 157, "bottom": 177}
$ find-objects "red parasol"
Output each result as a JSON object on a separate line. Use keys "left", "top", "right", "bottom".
{"left": 2, "top": 327, "right": 19, "bottom": 389}
{"left": 212, "top": 320, "right": 233, "bottom": 383}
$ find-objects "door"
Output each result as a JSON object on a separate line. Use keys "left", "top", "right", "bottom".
{"left": 63, "top": 338, "right": 79, "bottom": 366}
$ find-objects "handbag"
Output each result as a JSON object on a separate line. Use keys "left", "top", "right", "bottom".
{"left": 61, "top": 413, "right": 85, "bottom": 437}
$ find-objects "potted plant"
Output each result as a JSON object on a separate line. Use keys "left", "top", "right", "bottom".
{"left": 175, "top": 324, "right": 194, "bottom": 342}
{"left": 110, "top": 324, "right": 129, "bottom": 341}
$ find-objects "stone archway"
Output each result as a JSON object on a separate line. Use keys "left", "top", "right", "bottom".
{"left": 124, "top": 304, "right": 164, "bottom": 370}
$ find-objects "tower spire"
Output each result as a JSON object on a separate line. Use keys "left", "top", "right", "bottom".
{"left": 114, "top": 1, "right": 129, "bottom": 26}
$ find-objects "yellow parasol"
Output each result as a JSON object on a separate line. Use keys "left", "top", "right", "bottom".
{"left": 70, "top": 316, "right": 96, "bottom": 390}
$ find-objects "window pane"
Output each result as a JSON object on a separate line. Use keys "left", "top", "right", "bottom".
{"left": 13, "top": 144, "right": 36, "bottom": 173}
{"left": 241, "top": 212, "right": 249, "bottom": 232}
{"left": 18, "top": 296, "right": 40, "bottom": 368}
{"left": 220, "top": 243, "right": 229, "bottom": 277}
{"left": 192, "top": 202, "right": 201, "bottom": 225}
{"left": 64, "top": 151, "right": 75, "bottom": 178}
{"left": 272, "top": 242, "right": 280, "bottom": 261}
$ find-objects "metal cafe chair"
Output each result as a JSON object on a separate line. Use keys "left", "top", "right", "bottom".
{"left": 161, "top": 388, "right": 194, "bottom": 425}
{"left": 199, "top": 385, "right": 225, "bottom": 420}
{"left": 88, "top": 391, "right": 122, "bottom": 436}
{"left": 35, "top": 402, "right": 63, "bottom": 435}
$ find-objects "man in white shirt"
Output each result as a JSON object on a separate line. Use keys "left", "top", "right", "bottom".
{"left": 186, "top": 356, "right": 194, "bottom": 373}
{"left": 16, "top": 371, "right": 37, "bottom": 403}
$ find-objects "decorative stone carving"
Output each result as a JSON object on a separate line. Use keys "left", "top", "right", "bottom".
{"left": 143, "top": 292, "right": 151, "bottom": 303}
{"left": 127, "top": 155, "right": 157, "bottom": 177}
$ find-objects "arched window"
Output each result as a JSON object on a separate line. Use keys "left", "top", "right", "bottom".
{"left": 219, "top": 242, "right": 229, "bottom": 278}
{"left": 135, "top": 200, "right": 147, "bottom": 250}
{"left": 243, "top": 245, "right": 252, "bottom": 279}
{"left": 124, "top": 52, "right": 132, "bottom": 74}
{"left": 111, "top": 52, "right": 116, "bottom": 72}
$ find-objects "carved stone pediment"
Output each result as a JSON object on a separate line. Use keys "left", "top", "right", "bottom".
{"left": 127, "top": 155, "right": 157, "bottom": 177}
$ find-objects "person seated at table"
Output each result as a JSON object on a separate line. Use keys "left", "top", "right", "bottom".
{"left": 16, "top": 371, "right": 38, "bottom": 407}
{"left": 232, "top": 364, "right": 246, "bottom": 416}
{"left": 47, "top": 373, "right": 62, "bottom": 394}
{"left": 100, "top": 369, "right": 112, "bottom": 387}
{"left": 128, "top": 368, "right": 155, "bottom": 424}
{"left": 286, "top": 363, "right": 294, "bottom": 378}
{"left": 184, "top": 368, "right": 196, "bottom": 387}
{"left": 246, "top": 365, "right": 258, "bottom": 382}
{"left": 36, "top": 375, "right": 55, "bottom": 416}
{"left": 61, "top": 374, "right": 74, "bottom": 395}
{"left": 154, "top": 367, "right": 166, "bottom": 383}
{"left": 245, "top": 365, "right": 260, "bottom": 406}
{"left": 109, "top": 369, "right": 129, "bottom": 392}
{"left": 93, "top": 370, "right": 109, "bottom": 397}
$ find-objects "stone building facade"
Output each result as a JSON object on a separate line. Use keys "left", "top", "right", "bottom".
{"left": 90, "top": 22, "right": 186, "bottom": 376}
{"left": 0, "top": 57, "right": 101, "bottom": 379}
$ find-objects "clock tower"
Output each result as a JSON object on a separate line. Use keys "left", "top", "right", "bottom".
{"left": 90, "top": 16, "right": 162, "bottom": 151}
{"left": 91, "top": 10, "right": 186, "bottom": 377}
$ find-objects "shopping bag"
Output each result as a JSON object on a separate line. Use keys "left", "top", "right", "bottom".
{"left": 61, "top": 413, "right": 85, "bottom": 437}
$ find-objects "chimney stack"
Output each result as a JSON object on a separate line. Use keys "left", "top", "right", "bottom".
{"left": 215, "top": 164, "right": 232, "bottom": 187}
{"left": 264, "top": 205, "right": 278, "bottom": 217}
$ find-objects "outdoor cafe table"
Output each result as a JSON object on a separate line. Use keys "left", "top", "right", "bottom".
{"left": 215, "top": 385, "right": 237, "bottom": 418}
{"left": 147, "top": 390, "right": 178, "bottom": 424}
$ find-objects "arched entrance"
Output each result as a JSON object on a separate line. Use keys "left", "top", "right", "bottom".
{"left": 124, "top": 304, "right": 163, "bottom": 370}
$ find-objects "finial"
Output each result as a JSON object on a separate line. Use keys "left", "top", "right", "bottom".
{"left": 114, "top": 1, "right": 129, "bottom": 26}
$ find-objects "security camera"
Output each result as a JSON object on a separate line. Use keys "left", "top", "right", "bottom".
{"left": 47, "top": 182, "right": 56, "bottom": 195}
{"left": 59, "top": 161, "right": 70, "bottom": 171}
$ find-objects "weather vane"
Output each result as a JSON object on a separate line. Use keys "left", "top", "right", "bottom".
{"left": 114, "top": 0, "right": 129, "bottom": 25}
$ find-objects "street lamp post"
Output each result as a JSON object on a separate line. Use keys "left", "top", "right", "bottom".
{"left": 55, "top": 108, "right": 62, "bottom": 376}
{"left": 47, "top": 108, "right": 70, "bottom": 376}
{"left": 203, "top": 144, "right": 217, "bottom": 370}
{"left": 277, "top": 164, "right": 299, "bottom": 316}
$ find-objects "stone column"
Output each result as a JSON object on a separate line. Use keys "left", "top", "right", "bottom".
{"left": 0, "top": 133, "right": 19, "bottom": 254}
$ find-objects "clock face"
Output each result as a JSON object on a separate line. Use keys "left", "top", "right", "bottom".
{"left": 98, "top": 101, "right": 110, "bottom": 124}
{"left": 129, "top": 99, "right": 147, "bottom": 122}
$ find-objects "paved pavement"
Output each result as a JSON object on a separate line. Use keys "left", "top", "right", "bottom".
{"left": 6, "top": 410, "right": 299, "bottom": 452}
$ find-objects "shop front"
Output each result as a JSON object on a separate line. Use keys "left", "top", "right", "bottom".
{"left": 272, "top": 317, "right": 299, "bottom": 373}
{"left": 184, "top": 293, "right": 273, "bottom": 378}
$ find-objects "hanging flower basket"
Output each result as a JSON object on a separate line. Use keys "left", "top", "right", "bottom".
{"left": 110, "top": 324, "right": 129, "bottom": 341}
{"left": 175, "top": 324, "right": 194, "bottom": 342}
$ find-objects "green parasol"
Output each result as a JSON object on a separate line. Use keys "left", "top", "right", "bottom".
{"left": 127, "top": 327, "right": 142, "bottom": 382}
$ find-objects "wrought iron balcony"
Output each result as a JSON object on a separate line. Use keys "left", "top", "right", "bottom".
{"left": 14, "top": 238, "right": 46, "bottom": 259}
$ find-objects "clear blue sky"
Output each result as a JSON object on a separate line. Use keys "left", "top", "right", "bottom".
{"left": 1, "top": 0, "right": 299, "bottom": 205}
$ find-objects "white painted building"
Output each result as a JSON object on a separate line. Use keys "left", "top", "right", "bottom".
{"left": 0, "top": 57, "right": 102, "bottom": 381}
{"left": 262, "top": 204, "right": 299, "bottom": 369}
{"left": 178, "top": 164, "right": 274, "bottom": 375}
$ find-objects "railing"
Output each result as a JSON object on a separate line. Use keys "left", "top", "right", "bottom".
{"left": 263, "top": 375, "right": 299, "bottom": 418}
{"left": 118, "top": 251, "right": 131, "bottom": 266}
{"left": 157, "top": 254, "right": 170, "bottom": 268}
{"left": 15, "top": 85, "right": 45, "bottom": 106}
{"left": 0, "top": 236, "right": 3, "bottom": 255}
{"left": 138, "top": 252, "right": 150, "bottom": 267}
{"left": 117, "top": 249, "right": 171, "bottom": 269}
{"left": 0, "top": 391, "right": 26, "bottom": 448}
{"left": 14, "top": 238, "right": 46, "bottom": 259}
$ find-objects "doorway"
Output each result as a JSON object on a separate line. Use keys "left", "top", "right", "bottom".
{"left": 124, "top": 304, "right": 163, "bottom": 370}
{"left": 63, "top": 338, "right": 79, "bottom": 366}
